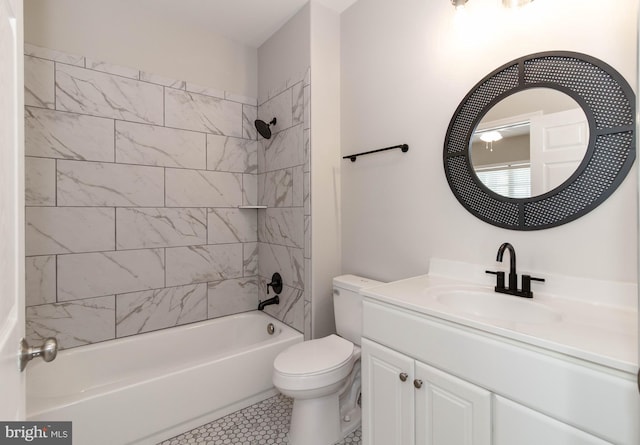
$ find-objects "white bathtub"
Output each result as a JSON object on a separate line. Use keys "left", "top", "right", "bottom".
{"left": 26, "top": 311, "right": 302, "bottom": 445}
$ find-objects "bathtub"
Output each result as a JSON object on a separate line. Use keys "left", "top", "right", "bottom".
{"left": 26, "top": 311, "right": 302, "bottom": 445}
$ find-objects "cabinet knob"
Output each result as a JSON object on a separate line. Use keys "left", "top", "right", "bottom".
{"left": 399, "top": 372, "right": 408, "bottom": 382}
{"left": 413, "top": 379, "right": 423, "bottom": 389}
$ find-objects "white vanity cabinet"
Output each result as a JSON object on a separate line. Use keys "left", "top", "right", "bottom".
{"left": 493, "top": 396, "right": 612, "bottom": 445}
{"left": 414, "top": 360, "right": 491, "bottom": 445}
{"left": 361, "top": 298, "right": 639, "bottom": 445}
{"left": 362, "top": 338, "right": 491, "bottom": 445}
{"left": 361, "top": 338, "right": 415, "bottom": 445}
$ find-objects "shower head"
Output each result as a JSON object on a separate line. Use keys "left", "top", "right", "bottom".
{"left": 254, "top": 118, "right": 277, "bottom": 139}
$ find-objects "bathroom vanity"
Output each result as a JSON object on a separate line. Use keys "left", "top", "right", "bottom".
{"left": 360, "top": 260, "right": 639, "bottom": 445}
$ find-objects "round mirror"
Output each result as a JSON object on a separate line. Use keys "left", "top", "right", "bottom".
{"left": 470, "top": 88, "right": 588, "bottom": 198}
{"left": 443, "top": 51, "right": 635, "bottom": 231}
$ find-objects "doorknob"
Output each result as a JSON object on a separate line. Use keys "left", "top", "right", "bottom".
{"left": 19, "top": 337, "right": 58, "bottom": 372}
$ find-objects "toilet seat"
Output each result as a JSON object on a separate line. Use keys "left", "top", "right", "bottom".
{"left": 273, "top": 335, "right": 356, "bottom": 391}
{"left": 275, "top": 335, "right": 353, "bottom": 376}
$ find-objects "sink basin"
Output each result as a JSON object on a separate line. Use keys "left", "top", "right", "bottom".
{"left": 434, "top": 289, "right": 562, "bottom": 324}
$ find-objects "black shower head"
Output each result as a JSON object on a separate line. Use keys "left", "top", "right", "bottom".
{"left": 254, "top": 118, "right": 277, "bottom": 139}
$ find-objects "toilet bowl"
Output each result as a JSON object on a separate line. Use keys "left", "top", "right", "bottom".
{"left": 272, "top": 275, "right": 382, "bottom": 445}
{"left": 274, "top": 335, "right": 361, "bottom": 445}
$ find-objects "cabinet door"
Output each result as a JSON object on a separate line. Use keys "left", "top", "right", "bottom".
{"left": 494, "top": 396, "right": 611, "bottom": 445}
{"left": 415, "top": 361, "right": 491, "bottom": 445}
{"left": 362, "top": 338, "right": 415, "bottom": 445}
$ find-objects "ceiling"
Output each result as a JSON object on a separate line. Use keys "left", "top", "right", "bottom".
{"left": 134, "top": 0, "right": 358, "bottom": 48}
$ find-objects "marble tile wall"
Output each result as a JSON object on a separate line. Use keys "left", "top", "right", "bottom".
{"left": 257, "top": 69, "right": 311, "bottom": 338}
{"left": 24, "top": 43, "right": 262, "bottom": 350}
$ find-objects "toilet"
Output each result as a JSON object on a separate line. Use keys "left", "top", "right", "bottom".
{"left": 273, "top": 275, "right": 382, "bottom": 445}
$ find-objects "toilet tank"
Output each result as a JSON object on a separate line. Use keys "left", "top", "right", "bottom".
{"left": 333, "top": 275, "right": 384, "bottom": 346}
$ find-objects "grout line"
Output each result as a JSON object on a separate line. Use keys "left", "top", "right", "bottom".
{"left": 109, "top": 116, "right": 216, "bottom": 137}
{"left": 53, "top": 61, "right": 57, "bottom": 110}
{"left": 114, "top": 207, "right": 118, "bottom": 250}
{"left": 114, "top": 292, "right": 117, "bottom": 338}
{"left": 54, "top": 158, "right": 58, "bottom": 206}
{"left": 205, "top": 278, "right": 210, "bottom": 320}
{"left": 206, "top": 207, "right": 210, "bottom": 246}
{"left": 241, "top": 104, "right": 245, "bottom": 139}
{"left": 33, "top": 281, "right": 223, "bottom": 308}
{"left": 27, "top": 49, "right": 259, "bottom": 111}
{"left": 51, "top": 156, "right": 253, "bottom": 174}
{"left": 23, "top": 204, "right": 281, "bottom": 211}
{"left": 241, "top": 173, "right": 245, "bottom": 206}
{"left": 54, "top": 254, "right": 58, "bottom": 303}
{"left": 25, "top": 105, "right": 256, "bottom": 142}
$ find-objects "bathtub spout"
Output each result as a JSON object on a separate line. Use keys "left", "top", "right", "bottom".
{"left": 258, "top": 295, "right": 280, "bottom": 311}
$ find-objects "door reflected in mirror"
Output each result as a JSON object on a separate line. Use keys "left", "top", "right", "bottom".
{"left": 470, "top": 88, "right": 589, "bottom": 198}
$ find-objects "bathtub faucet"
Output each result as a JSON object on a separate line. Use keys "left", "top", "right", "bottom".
{"left": 258, "top": 295, "right": 280, "bottom": 311}
{"left": 266, "top": 272, "right": 283, "bottom": 295}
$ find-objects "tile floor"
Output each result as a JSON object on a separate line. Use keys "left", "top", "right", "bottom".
{"left": 159, "top": 394, "right": 362, "bottom": 445}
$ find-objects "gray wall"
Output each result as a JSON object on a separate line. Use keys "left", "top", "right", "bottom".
{"left": 341, "top": 0, "right": 638, "bottom": 290}
{"left": 23, "top": 0, "right": 258, "bottom": 97}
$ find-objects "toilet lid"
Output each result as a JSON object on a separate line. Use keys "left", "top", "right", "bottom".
{"left": 274, "top": 335, "right": 354, "bottom": 376}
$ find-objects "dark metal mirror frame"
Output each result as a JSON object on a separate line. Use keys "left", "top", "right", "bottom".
{"left": 443, "top": 51, "right": 635, "bottom": 230}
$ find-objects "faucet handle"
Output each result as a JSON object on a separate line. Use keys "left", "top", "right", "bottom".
{"left": 266, "top": 272, "right": 283, "bottom": 295}
{"left": 521, "top": 274, "right": 545, "bottom": 298}
{"left": 485, "top": 270, "right": 506, "bottom": 290}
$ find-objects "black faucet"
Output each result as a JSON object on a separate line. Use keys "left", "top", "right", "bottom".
{"left": 486, "top": 242, "right": 545, "bottom": 298}
{"left": 260, "top": 272, "right": 283, "bottom": 310}
{"left": 258, "top": 295, "right": 280, "bottom": 311}
{"left": 497, "top": 242, "right": 518, "bottom": 291}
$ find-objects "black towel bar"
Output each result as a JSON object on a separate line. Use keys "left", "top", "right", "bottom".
{"left": 343, "top": 144, "right": 409, "bottom": 162}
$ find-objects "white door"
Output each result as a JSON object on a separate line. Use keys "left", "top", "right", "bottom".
{"left": 414, "top": 361, "right": 491, "bottom": 445}
{"left": 0, "top": 0, "right": 25, "bottom": 420}
{"left": 529, "top": 108, "right": 588, "bottom": 196}
{"left": 362, "top": 338, "right": 415, "bottom": 445}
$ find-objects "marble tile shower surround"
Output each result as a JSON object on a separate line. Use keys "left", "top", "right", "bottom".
{"left": 23, "top": 43, "right": 276, "bottom": 350}
{"left": 257, "top": 68, "right": 311, "bottom": 339}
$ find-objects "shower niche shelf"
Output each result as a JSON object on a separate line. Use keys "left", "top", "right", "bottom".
{"left": 238, "top": 205, "right": 267, "bottom": 209}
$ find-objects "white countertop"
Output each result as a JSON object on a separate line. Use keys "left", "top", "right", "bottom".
{"left": 361, "top": 260, "right": 638, "bottom": 375}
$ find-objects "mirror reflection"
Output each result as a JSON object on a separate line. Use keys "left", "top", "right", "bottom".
{"left": 470, "top": 88, "right": 589, "bottom": 198}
